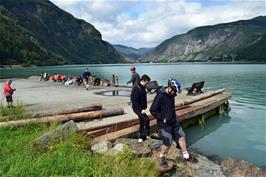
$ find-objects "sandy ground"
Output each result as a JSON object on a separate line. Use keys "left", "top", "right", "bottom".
{"left": 0, "top": 76, "right": 190, "bottom": 129}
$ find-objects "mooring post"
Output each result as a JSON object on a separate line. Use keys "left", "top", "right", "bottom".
{"left": 218, "top": 104, "right": 225, "bottom": 114}
{"left": 115, "top": 75, "right": 119, "bottom": 85}
{"left": 112, "top": 74, "right": 116, "bottom": 86}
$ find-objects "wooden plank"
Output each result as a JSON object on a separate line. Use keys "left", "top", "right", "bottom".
{"left": 81, "top": 118, "right": 140, "bottom": 132}
{"left": 175, "top": 89, "right": 225, "bottom": 107}
{"left": 87, "top": 120, "right": 140, "bottom": 137}
{"left": 33, "top": 104, "right": 102, "bottom": 117}
{"left": 93, "top": 119, "right": 157, "bottom": 142}
{"left": 176, "top": 92, "right": 231, "bottom": 121}
{"left": 0, "top": 108, "right": 124, "bottom": 128}
{"left": 83, "top": 105, "right": 189, "bottom": 133}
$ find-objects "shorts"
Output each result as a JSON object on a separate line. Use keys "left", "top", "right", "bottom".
{"left": 159, "top": 124, "right": 185, "bottom": 146}
{"left": 6, "top": 95, "right": 13, "bottom": 102}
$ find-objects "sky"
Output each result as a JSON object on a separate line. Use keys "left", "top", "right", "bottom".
{"left": 50, "top": 0, "right": 266, "bottom": 48}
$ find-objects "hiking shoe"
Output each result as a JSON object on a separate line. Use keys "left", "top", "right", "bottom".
{"left": 159, "top": 157, "right": 168, "bottom": 168}
{"left": 138, "top": 138, "right": 143, "bottom": 143}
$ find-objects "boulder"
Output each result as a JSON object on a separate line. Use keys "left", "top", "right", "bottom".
{"left": 151, "top": 151, "right": 175, "bottom": 174}
{"left": 187, "top": 153, "right": 225, "bottom": 177}
{"left": 33, "top": 120, "right": 78, "bottom": 151}
{"left": 91, "top": 141, "right": 112, "bottom": 154}
{"left": 114, "top": 138, "right": 152, "bottom": 157}
{"left": 221, "top": 157, "right": 266, "bottom": 177}
{"left": 151, "top": 145, "right": 224, "bottom": 177}
{"left": 106, "top": 143, "right": 127, "bottom": 156}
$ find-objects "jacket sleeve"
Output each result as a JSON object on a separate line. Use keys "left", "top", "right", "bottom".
{"left": 131, "top": 86, "right": 142, "bottom": 111}
{"left": 150, "top": 94, "right": 162, "bottom": 120}
{"left": 144, "top": 95, "right": 147, "bottom": 110}
{"left": 127, "top": 74, "right": 134, "bottom": 84}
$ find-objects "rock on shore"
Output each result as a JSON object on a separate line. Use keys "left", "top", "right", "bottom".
{"left": 91, "top": 138, "right": 226, "bottom": 176}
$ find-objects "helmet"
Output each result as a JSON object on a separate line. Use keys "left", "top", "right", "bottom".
{"left": 130, "top": 66, "right": 136, "bottom": 71}
{"left": 168, "top": 78, "right": 181, "bottom": 93}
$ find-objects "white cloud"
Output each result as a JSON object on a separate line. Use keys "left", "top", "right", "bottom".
{"left": 50, "top": 0, "right": 266, "bottom": 48}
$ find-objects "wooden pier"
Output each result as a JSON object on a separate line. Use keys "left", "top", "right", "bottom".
{"left": 1, "top": 77, "right": 232, "bottom": 142}
{"left": 77, "top": 88, "right": 232, "bottom": 142}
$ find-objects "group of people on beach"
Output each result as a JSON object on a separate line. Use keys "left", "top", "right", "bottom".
{"left": 128, "top": 66, "right": 192, "bottom": 168}
{"left": 40, "top": 68, "right": 111, "bottom": 88}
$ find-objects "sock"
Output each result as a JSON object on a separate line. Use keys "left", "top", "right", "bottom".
{"left": 159, "top": 153, "right": 165, "bottom": 158}
{"left": 182, "top": 150, "right": 189, "bottom": 159}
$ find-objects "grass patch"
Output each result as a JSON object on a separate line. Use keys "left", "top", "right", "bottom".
{"left": 0, "top": 101, "right": 31, "bottom": 122}
{"left": 0, "top": 103, "right": 158, "bottom": 176}
{"left": 0, "top": 124, "right": 158, "bottom": 177}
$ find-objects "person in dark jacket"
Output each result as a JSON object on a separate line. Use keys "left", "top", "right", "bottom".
{"left": 126, "top": 66, "right": 140, "bottom": 86}
{"left": 150, "top": 78, "right": 190, "bottom": 168}
{"left": 131, "top": 74, "right": 151, "bottom": 143}
{"left": 83, "top": 68, "right": 91, "bottom": 85}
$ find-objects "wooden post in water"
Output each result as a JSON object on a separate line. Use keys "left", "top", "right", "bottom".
{"left": 112, "top": 74, "right": 116, "bottom": 86}
{"left": 115, "top": 75, "right": 119, "bottom": 85}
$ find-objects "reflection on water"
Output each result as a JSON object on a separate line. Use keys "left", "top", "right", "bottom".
{"left": 186, "top": 115, "right": 231, "bottom": 146}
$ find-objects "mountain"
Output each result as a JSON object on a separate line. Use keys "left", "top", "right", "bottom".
{"left": 144, "top": 16, "right": 266, "bottom": 62}
{"left": 0, "top": 0, "right": 123, "bottom": 66}
{"left": 113, "top": 44, "right": 152, "bottom": 60}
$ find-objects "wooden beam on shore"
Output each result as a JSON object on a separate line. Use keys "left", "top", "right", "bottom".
{"left": 80, "top": 118, "right": 141, "bottom": 132}
{"left": 0, "top": 108, "right": 124, "bottom": 128}
{"left": 176, "top": 92, "right": 231, "bottom": 121}
{"left": 86, "top": 119, "right": 141, "bottom": 137}
{"left": 93, "top": 119, "right": 157, "bottom": 142}
{"left": 33, "top": 104, "right": 103, "bottom": 117}
{"left": 175, "top": 89, "right": 225, "bottom": 107}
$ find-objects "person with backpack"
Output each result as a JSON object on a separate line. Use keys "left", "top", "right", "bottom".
{"left": 131, "top": 74, "right": 151, "bottom": 143}
{"left": 150, "top": 78, "right": 190, "bottom": 168}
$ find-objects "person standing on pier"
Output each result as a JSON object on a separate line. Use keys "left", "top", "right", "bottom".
{"left": 126, "top": 66, "right": 140, "bottom": 86}
{"left": 82, "top": 68, "right": 91, "bottom": 86}
{"left": 131, "top": 74, "right": 151, "bottom": 143}
{"left": 3, "top": 80, "right": 16, "bottom": 108}
{"left": 150, "top": 78, "right": 190, "bottom": 168}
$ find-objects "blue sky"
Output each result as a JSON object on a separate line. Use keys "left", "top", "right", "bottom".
{"left": 51, "top": 0, "right": 266, "bottom": 48}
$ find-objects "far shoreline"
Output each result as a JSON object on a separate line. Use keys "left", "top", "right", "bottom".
{"left": 1, "top": 61, "right": 266, "bottom": 69}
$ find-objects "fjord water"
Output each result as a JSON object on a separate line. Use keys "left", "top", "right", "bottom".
{"left": 0, "top": 64, "right": 265, "bottom": 166}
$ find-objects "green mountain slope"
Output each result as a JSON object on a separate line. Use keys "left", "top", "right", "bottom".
{"left": 113, "top": 44, "right": 152, "bottom": 60}
{"left": 144, "top": 16, "right": 266, "bottom": 62}
{"left": 0, "top": 0, "right": 123, "bottom": 66}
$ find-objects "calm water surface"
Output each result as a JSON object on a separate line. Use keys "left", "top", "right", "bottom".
{"left": 0, "top": 63, "right": 265, "bottom": 166}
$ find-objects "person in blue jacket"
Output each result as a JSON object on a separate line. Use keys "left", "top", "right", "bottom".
{"left": 83, "top": 68, "right": 91, "bottom": 85}
{"left": 150, "top": 78, "right": 190, "bottom": 168}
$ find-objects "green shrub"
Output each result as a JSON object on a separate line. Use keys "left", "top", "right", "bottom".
{"left": 0, "top": 101, "right": 31, "bottom": 122}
